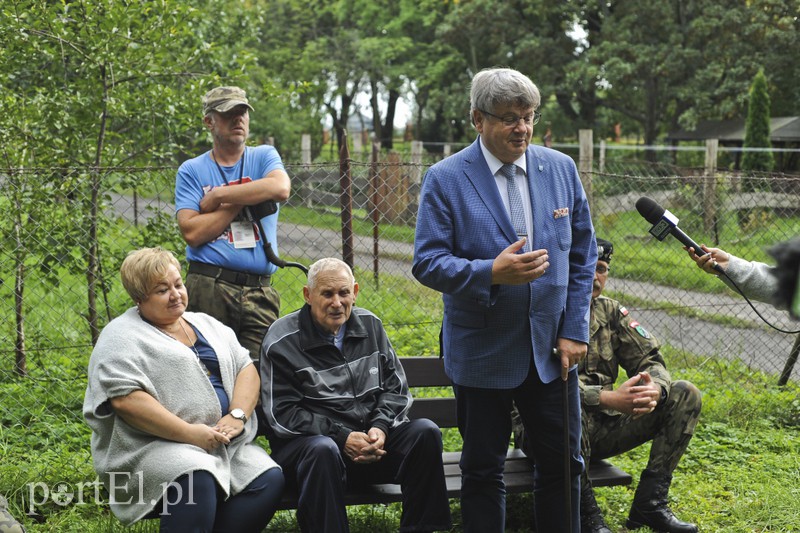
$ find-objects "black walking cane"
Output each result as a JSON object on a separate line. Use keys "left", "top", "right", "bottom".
{"left": 249, "top": 200, "right": 308, "bottom": 275}
{"left": 556, "top": 347, "right": 573, "bottom": 532}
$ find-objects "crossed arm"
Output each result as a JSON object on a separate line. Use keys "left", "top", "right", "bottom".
{"left": 178, "top": 168, "right": 290, "bottom": 247}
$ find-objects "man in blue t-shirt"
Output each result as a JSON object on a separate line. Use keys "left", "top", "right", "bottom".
{"left": 175, "top": 86, "right": 291, "bottom": 363}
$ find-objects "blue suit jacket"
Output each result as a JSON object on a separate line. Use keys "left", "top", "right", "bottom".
{"left": 412, "top": 138, "right": 597, "bottom": 388}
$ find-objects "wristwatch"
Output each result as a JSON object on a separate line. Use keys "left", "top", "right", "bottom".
{"left": 229, "top": 408, "right": 247, "bottom": 423}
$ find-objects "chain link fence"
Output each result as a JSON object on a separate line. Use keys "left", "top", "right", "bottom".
{"left": 1, "top": 150, "right": 798, "bottom": 525}
{"left": 588, "top": 163, "right": 800, "bottom": 385}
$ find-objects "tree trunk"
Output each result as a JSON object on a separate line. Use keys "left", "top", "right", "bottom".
{"left": 87, "top": 64, "right": 109, "bottom": 345}
{"left": 643, "top": 77, "right": 660, "bottom": 162}
{"left": 369, "top": 79, "right": 383, "bottom": 147}
{"left": 12, "top": 183, "right": 27, "bottom": 375}
{"left": 382, "top": 88, "right": 399, "bottom": 150}
{"left": 338, "top": 131, "right": 354, "bottom": 269}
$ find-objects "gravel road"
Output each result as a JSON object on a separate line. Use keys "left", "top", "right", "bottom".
{"left": 112, "top": 193, "right": 799, "bottom": 382}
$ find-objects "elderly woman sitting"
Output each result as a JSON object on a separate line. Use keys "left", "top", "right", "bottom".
{"left": 83, "top": 247, "right": 283, "bottom": 531}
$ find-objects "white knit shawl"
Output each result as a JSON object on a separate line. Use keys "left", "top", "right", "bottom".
{"left": 83, "top": 308, "right": 278, "bottom": 525}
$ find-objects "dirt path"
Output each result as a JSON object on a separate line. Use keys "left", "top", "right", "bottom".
{"left": 110, "top": 193, "right": 799, "bottom": 382}
{"left": 278, "top": 222, "right": 799, "bottom": 381}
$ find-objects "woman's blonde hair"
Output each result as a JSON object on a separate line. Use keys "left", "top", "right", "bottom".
{"left": 120, "top": 247, "right": 182, "bottom": 303}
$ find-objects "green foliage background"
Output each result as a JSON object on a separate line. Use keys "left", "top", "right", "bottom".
{"left": 3, "top": 0, "right": 799, "bottom": 167}
{"left": 742, "top": 70, "right": 775, "bottom": 173}
{"left": 2, "top": 0, "right": 800, "bottom": 531}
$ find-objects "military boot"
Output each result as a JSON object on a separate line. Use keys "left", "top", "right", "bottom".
{"left": 580, "top": 482, "right": 611, "bottom": 533}
{"left": 626, "top": 469, "right": 697, "bottom": 533}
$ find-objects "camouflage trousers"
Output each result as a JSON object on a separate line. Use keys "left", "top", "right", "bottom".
{"left": 185, "top": 272, "right": 280, "bottom": 364}
{"left": 0, "top": 495, "right": 25, "bottom": 533}
{"left": 581, "top": 380, "right": 702, "bottom": 481}
{"left": 512, "top": 380, "right": 702, "bottom": 481}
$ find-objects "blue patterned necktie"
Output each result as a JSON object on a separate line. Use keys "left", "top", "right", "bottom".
{"left": 500, "top": 163, "right": 529, "bottom": 251}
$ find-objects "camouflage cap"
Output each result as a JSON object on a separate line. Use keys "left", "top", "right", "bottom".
{"left": 596, "top": 237, "right": 613, "bottom": 263}
{"left": 202, "top": 86, "right": 254, "bottom": 115}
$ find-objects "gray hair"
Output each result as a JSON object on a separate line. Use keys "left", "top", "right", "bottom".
{"left": 307, "top": 258, "right": 355, "bottom": 289}
{"left": 469, "top": 67, "right": 541, "bottom": 116}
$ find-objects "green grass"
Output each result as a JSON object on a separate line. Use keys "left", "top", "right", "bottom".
{"left": 3, "top": 190, "right": 800, "bottom": 531}
{"left": 280, "top": 204, "right": 417, "bottom": 245}
{"left": 2, "top": 260, "right": 800, "bottom": 531}
{"left": 2, "top": 352, "right": 799, "bottom": 531}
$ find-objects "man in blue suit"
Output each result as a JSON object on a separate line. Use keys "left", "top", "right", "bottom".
{"left": 413, "top": 67, "right": 596, "bottom": 532}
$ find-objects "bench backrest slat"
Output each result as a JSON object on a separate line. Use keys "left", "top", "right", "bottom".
{"left": 407, "top": 397, "right": 459, "bottom": 427}
{"left": 401, "top": 357, "right": 459, "bottom": 428}
{"left": 401, "top": 356, "right": 450, "bottom": 388}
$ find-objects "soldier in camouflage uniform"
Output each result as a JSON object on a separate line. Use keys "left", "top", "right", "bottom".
{"left": 514, "top": 237, "right": 702, "bottom": 533}
{"left": 0, "top": 495, "right": 25, "bottom": 533}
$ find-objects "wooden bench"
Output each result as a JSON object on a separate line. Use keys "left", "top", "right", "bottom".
{"left": 277, "top": 356, "right": 631, "bottom": 509}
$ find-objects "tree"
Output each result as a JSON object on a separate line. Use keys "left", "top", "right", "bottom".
{"left": 741, "top": 69, "right": 774, "bottom": 173}
{"left": 470, "top": 0, "right": 800, "bottom": 152}
{"left": 350, "top": 0, "right": 422, "bottom": 150}
{"left": 0, "top": 0, "right": 260, "bottom": 370}
{"left": 256, "top": 0, "right": 365, "bottom": 154}
{"left": 246, "top": 0, "right": 800, "bottom": 156}
{"left": 417, "top": 0, "right": 525, "bottom": 145}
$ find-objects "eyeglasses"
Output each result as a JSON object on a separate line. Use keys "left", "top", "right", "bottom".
{"left": 478, "top": 108, "right": 541, "bottom": 127}
{"left": 596, "top": 265, "right": 610, "bottom": 274}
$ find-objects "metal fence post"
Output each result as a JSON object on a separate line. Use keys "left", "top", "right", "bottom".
{"left": 578, "top": 129, "right": 593, "bottom": 215}
{"left": 410, "top": 140, "right": 423, "bottom": 185}
{"left": 599, "top": 139, "right": 606, "bottom": 173}
{"left": 704, "top": 139, "right": 719, "bottom": 241}
{"left": 301, "top": 134, "right": 311, "bottom": 166}
{"left": 778, "top": 335, "right": 800, "bottom": 387}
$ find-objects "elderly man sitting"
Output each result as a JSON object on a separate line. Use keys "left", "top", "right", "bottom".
{"left": 259, "top": 257, "right": 452, "bottom": 533}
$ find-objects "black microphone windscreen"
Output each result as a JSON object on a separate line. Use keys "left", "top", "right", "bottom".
{"left": 768, "top": 237, "right": 800, "bottom": 317}
{"left": 635, "top": 197, "right": 665, "bottom": 225}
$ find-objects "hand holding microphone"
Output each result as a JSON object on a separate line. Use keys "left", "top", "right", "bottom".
{"left": 687, "top": 245, "right": 731, "bottom": 275}
{"left": 635, "top": 196, "right": 800, "bottom": 330}
{"left": 635, "top": 196, "right": 724, "bottom": 273}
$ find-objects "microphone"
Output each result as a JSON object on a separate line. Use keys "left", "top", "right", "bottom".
{"left": 768, "top": 237, "right": 800, "bottom": 319}
{"left": 635, "top": 196, "right": 707, "bottom": 256}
